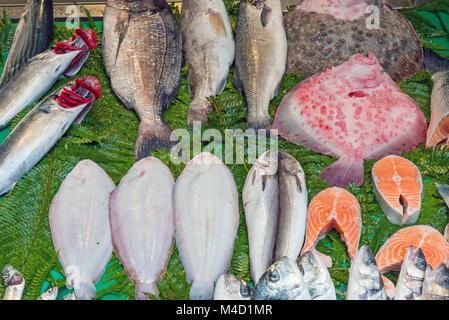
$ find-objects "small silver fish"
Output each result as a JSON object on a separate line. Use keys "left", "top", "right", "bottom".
{"left": 213, "top": 273, "right": 252, "bottom": 300}
{"left": 422, "top": 263, "right": 449, "bottom": 300}
{"left": 2, "top": 265, "right": 25, "bottom": 300}
{"left": 395, "top": 245, "right": 426, "bottom": 300}
{"left": 38, "top": 286, "right": 58, "bottom": 300}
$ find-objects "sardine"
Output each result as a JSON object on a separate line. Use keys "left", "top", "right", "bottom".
{"left": 0, "top": 29, "right": 97, "bottom": 127}
{"left": 181, "top": 0, "right": 235, "bottom": 126}
{"left": 49, "top": 160, "right": 115, "bottom": 300}
{"left": 422, "top": 263, "right": 449, "bottom": 300}
{"left": 174, "top": 152, "right": 239, "bottom": 300}
{"left": 213, "top": 273, "right": 252, "bottom": 300}
{"left": 109, "top": 157, "right": 175, "bottom": 300}
{"left": 233, "top": 0, "right": 287, "bottom": 130}
{"left": 103, "top": 0, "right": 182, "bottom": 161}
{"left": 0, "top": 76, "right": 102, "bottom": 195}
{"left": 395, "top": 246, "right": 426, "bottom": 300}
{"left": 38, "top": 286, "right": 58, "bottom": 300}
{"left": 2, "top": 265, "right": 25, "bottom": 300}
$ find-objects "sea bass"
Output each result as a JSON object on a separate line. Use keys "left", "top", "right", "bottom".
{"left": 0, "top": 76, "right": 101, "bottom": 195}
{"left": 109, "top": 157, "right": 175, "bottom": 300}
{"left": 174, "top": 152, "right": 239, "bottom": 300}
{"left": 272, "top": 52, "right": 427, "bottom": 188}
{"left": 0, "top": 29, "right": 97, "bottom": 128}
{"left": 233, "top": 0, "right": 287, "bottom": 130}
{"left": 2, "top": 265, "right": 25, "bottom": 300}
{"left": 213, "top": 273, "right": 252, "bottom": 300}
{"left": 243, "top": 150, "right": 279, "bottom": 284}
{"left": 49, "top": 160, "right": 115, "bottom": 300}
{"left": 284, "top": 0, "right": 423, "bottom": 82}
{"left": 395, "top": 246, "right": 426, "bottom": 300}
{"left": 103, "top": 0, "right": 182, "bottom": 161}
{"left": 181, "top": 0, "right": 234, "bottom": 126}
{"left": 422, "top": 263, "right": 449, "bottom": 300}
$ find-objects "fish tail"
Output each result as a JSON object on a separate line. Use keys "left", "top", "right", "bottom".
{"left": 319, "top": 157, "right": 364, "bottom": 188}
{"left": 189, "top": 281, "right": 214, "bottom": 300}
{"left": 187, "top": 97, "right": 211, "bottom": 128}
{"left": 247, "top": 113, "right": 273, "bottom": 131}
{"left": 134, "top": 120, "right": 175, "bottom": 161}
{"left": 135, "top": 282, "right": 159, "bottom": 300}
{"left": 73, "top": 280, "right": 96, "bottom": 300}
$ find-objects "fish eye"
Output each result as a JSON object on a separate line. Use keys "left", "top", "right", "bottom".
{"left": 269, "top": 269, "right": 280, "bottom": 282}
{"left": 240, "top": 284, "right": 251, "bottom": 298}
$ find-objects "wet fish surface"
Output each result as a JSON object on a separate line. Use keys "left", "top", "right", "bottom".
{"left": 38, "top": 286, "right": 58, "bottom": 300}
{"left": 422, "top": 263, "right": 449, "bottom": 300}
{"left": 213, "top": 273, "right": 252, "bottom": 300}
{"left": 395, "top": 246, "right": 426, "bottom": 300}
{"left": 2, "top": 265, "right": 25, "bottom": 300}
{"left": 436, "top": 183, "right": 449, "bottom": 241}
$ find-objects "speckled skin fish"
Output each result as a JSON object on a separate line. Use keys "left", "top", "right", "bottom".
{"left": 243, "top": 150, "right": 279, "bottom": 284}
{"left": 213, "top": 273, "right": 252, "bottom": 300}
{"left": 251, "top": 257, "right": 311, "bottom": 300}
{"left": 423, "top": 263, "right": 449, "bottom": 300}
{"left": 233, "top": 0, "right": 287, "bottom": 130}
{"left": 297, "top": 251, "right": 336, "bottom": 300}
{"left": 284, "top": 0, "right": 423, "bottom": 82}
{"left": 103, "top": 0, "right": 182, "bottom": 161}
{"left": 181, "top": 0, "right": 234, "bottom": 126}
{"left": 38, "top": 286, "right": 58, "bottom": 300}
{"left": 274, "top": 152, "right": 307, "bottom": 262}
{"left": 2, "top": 265, "right": 25, "bottom": 300}
{"left": 0, "top": 0, "right": 53, "bottom": 89}
{"left": 395, "top": 246, "right": 426, "bottom": 300}
{"left": 109, "top": 157, "right": 175, "bottom": 300}
{"left": 346, "top": 245, "right": 388, "bottom": 300}
{"left": 174, "top": 152, "right": 239, "bottom": 300}
{"left": 49, "top": 160, "right": 115, "bottom": 300}
{"left": 0, "top": 76, "right": 101, "bottom": 196}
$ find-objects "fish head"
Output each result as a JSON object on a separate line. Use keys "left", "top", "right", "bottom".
{"left": 297, "top": 251, "right": 322, "bottom": 279}
{"left": 279, "top": 151, "right": 305, "bottom": 192}
{"left": 352, "top": 245, "right": 381, "bottom": 281}
{"left": 253, "top": 150, "right": 278, "bottom": 176}
{"left": 215, "top": 273, "right": 252, "bottom": 300}
{"left": 403, "top": 246, "right": 427, "bottom": 279}
{"left": 2, "top": 265, "right": 24, "bottom": 287}
{"left": 340, "top": 52, "right": 385, "bottom": 91}
{"left": 425, "top": 264, "right": 449, "bottom": 298}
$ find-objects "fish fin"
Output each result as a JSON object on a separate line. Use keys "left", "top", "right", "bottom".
{"left": 248, "top": 115, "right": 272, "bottom": 131}
{"left": 312, "top": 248, "right": 333, "bottom": 268}
{"left": 319, "top": 157, "right": 364, "bottom": 188}
{"left": 189, "top": 281, "right": 215, "bottom": 300}
{"left": 260, "top": 4, "right": 272, "bottom": 27}
{"left": 272, "top": 78, "right": 283, "bottom": 99}
{"left": 73, "top": 281, "right": 96, "bottom": 300}
{"left": 73, "top": 104, "right": 94, "bottom": 125}
{"left": 114, "top": 11, "right": 130, "bottom": 64}
{"left": 135, "top": 282, "right": 158, "bottom": 300}
{"left": 436, "top": 183, "right": 449, "bottom": 208}
{"left": 382, "top": 276, "right": 395, "bottom": 300}
{"left": 187, "top": 97, "right": 212, "bottom": 128}
{"left": 208, "top": 9, "right": 227, "bottom": 37}
{"left": 423, "top": 48, "right": 449, "bottom": 74}
{"left": 216, "top": 73, "right": 228, "bottom": 96}
{"left": 134, "top": 120, "right": 176, "bottom": 161}
{"left": 232, "top": 67, "right": 244, "bottom": 96}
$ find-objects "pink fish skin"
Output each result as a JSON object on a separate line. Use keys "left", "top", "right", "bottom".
{"left": 272, "top": 52, "right": 427, "bottom": 188}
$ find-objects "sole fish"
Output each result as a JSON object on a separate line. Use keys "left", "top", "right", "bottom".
{"left": 395, "top": 246, "right": 426, "bottom": 300}
{"left": 49, "top": 160, "right": 115, "bottom": 300}
{"left": 301, "top": 187, "right": 362, "bottom": 268}
{"left": 422, "top": 263, "right": 449, "bottom": 300}
{"left": 174, "top": 152, "right": 239, "bottom": 300}
{"left": 109, "top": 157, "right": 175, "bottom": 300}
{"left": 213, "top": 273, "right": 252, "bottom": 300}
{"left": 2, "top": 265, "right": 25, "bottom": 300}
{"left": 372, "top": 155, "right": 423, "bottom": 225}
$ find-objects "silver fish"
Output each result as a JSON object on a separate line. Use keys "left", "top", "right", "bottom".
{"left": 2, "top": 265, "right": 25, "bottom": 300}
{"left": 251, "top": 257, "right": 311, "bottom": 300}
{"left": 233, "top": 0, "right": 287, "bottom": 130}
{"left": 213, "top": 273, "right": 252, "bottom": 300}
{"left": 181, "top": 0, "right": 235, "bottom": 126}
{"left": 62, "top": 292, "right": 76, "bottom": 300}
{"left": 436, "top": 183, "right": 449, "bottom": 241}
{"left": 38, "top": 286, "right": 58, "bottom": 300}
{"left": 395, "top": 246, "right": 426, "bottom": 300}
{"left": 0, "top": 76, "right": 101, "bottom": 195}
{"left": 243, "top": 150, "right": 279, "bottom": 284}
{"left": 103, "top": 0, "right": 182, "bottom": 161}
{"left": 422, "top": 263, "right": 449, "bottom": 300}
{"left": 297, "top": 251, "right": 336, "bottom": 300}
{"left": 0, "top": 29, "right": 97, "bottom": 128}
{"left": 346, "top": 245, "right": 388, "bottom": 300}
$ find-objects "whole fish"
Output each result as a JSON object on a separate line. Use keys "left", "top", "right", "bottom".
{"left": 174, "top": 152, "right": 239, "bottom": 300}
{"left": 0, "top": 0, "right": 53, "bottom": 89}
{"left": 346, "top": 245, "right": 388, "bottom": 300}
{"left": 233, "top": 0, "right": 287, "bottom": 130}
{"left": 243, "top": 150, "right": 279, "bottom": 284}
{"left": 395, "top": 246, "right": 426, "bottom": 300}
{"left": 103, "top": 0, "right": 182, "bottom": 161}
{"left": 422, "top": 263, "right": 449, "bottom": 300}
{"left": 181, "top": 0, "right": 235, "bottom": 126}
{"left": 0, "top": 76, "right": 101, "bottom": 195}
{"left": 2, "top": 265, "right": 25, "bottom": 300}
{"left": 251, "top": 257, "right": 311, "bottom": 300}
{"left": 49, "top": 160, "right": 115, "bottom": 300}
{"left": 109, "top": 157, "right": 175, "bottom": 300}
{"left": 38, "top": 286, "right": 58, "bottom": 300}
{"left": 297, "top": 251, "right": 336, "bottom": 300}
{"left": 274, "top": 152, "right": 307, "bottom": 262}
{"left": 0, "top": 29, "right": 97, "bottom": 128}
{"left": 213, "top": 273, "right": 252, "bottom": 300}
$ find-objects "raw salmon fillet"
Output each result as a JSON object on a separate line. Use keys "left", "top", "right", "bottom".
{"left": 272, "top": 52, "right": 427, "bottom": 188}
{"left": 372, "top": 156, "right": 423, "bottom": 226}
{"left": 301, "top": 187, "right": 362, "bottom": 267}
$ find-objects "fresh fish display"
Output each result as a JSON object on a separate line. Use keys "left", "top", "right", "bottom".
{"left": 0, "top": 76, "right": 102, "bottom": 196}
{"left": 297, "top": 251, "right": 336, "bottom": 300}
{"left": 181, "top": 0, "right": 235, "bottom": 126}
{"left": 346, "top": 245, "right": 388, "bottom": 300}
{"left": 0, "top": 29, "right": 97, "bottom": 128}
{"left": 284, "top": 0, "right": 423, "bottom": 82}
{"left": 372, "top": 155, "right": 423, "bottom": 225}
{"left": 233, "top": 0, "right": 287, "bottom": 130}
{"left": 2, "top": 265, "right": 25, "bottom": 300}
{"left": 301, "top": 187, "right": 362, "bottom": 267}
{"left": 109, "top": 157, "right": 175, "bottom": 300}
{"left": 174, "top": 152, "right": 239, "bottom": 300}
{"left": 49, "top": 160, "right": 115, "bottom": 300}
{"left": 274, "top": 152, "right": 307, "bottom": 262}
{"left": 395, "top": 246, "right": 426, "bottom": 300}
{"left": 243, "top": 150, "right": 279, "bottom": 283}
{"left": 426, "top": 70, "right": 449, "bottom": 147}
{"left": 213, "top": 273, "right": 252, "bottom": 300}
{"left": 252, "top": 257, "right": 311, "bottom": 300}
{"left": 103, "top": 0, "right": 182, "bottom": 161}
{"left": 0, "top": 0, "right": 53, "bottom": 89}
{"left": 435, "top": 183, "right": 449, "bottom": 241}
{"left": 38, "top": 286, "right": 58, "bottom": 300}
{"left": 272, "top": 52, "right": 427, "bottom": 188}
{"left": 422, "top": 263, "right": 449, "bottom": 300}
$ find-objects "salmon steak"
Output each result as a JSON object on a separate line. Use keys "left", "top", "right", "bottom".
{"left": 372, "top": 155, "right": 423, "bottom": 226}
{"left": 301, "top": 187, "right": 362, "bottom": 267}
{"left": 272, "top": 52, "right": 427, "bottom": 188}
